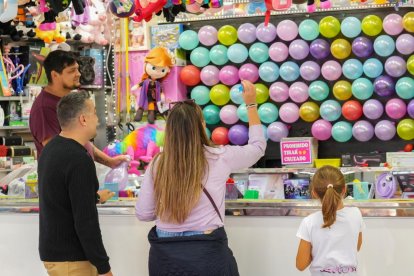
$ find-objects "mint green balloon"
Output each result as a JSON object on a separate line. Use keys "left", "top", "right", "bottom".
{"left": 203, "top": 105, "right": 220, "bottom": 125}
{"left": 249, "top": 42, "right": 269, "bottom": 63}
{"left": 396, "top": 77, "right": 414, "bottom": 99}
{"left": 205, "top": 127, "right": 211, "bottom": 139}
{"left": 352, "top": 78, "right": 373, "bottom": 100}
{"left": 210, "top": 45, "right": 228, "bottom": 65}
{"left": 191, "top": 85, "right": 210, "bottom": 105}
{"left": 299, "top": 19, "right": 319, "bottom": 41}
{"left": 237, "top": 104, "right": 249, "bottom": 122}
{"left": 190, "top": 47, "right": 210, "bottom": 67}
{"left": 332, "top": 121, "right": 353, "bottom": 142}
{"left": 258, "top": 103, "right": 279, "bottom": 124}
{"left": 179, "top": 30, "right": 199, "bottom": 50}
{"left": 309, "top": 81, "right": 329, "bottom": 101}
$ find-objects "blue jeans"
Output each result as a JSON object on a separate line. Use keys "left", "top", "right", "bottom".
{"left": 156, "top": 228, "right": 204, "bottom": 238}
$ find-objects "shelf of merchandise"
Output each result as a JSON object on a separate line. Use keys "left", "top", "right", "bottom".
{"left": 231, "top": 167, "right": 414, "bottom": 174}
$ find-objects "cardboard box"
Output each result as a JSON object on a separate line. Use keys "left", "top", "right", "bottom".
{"left": 386, "top": 152, "right": 414, "bottom": 167}
{"left": 280, "top": 137, "right": 318, "bottom": 167}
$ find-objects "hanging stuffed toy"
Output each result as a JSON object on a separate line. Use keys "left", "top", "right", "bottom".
{"left": 133, "top": 47, "right": 174, "bottom": 124}
{"left": 307, "top": 0, "right": 330, "bottom": 13}
{"left": 0, "top": 0, "right": 18, "bottom": 23}
{"left": 133, "top": 0, "right": 167, "bottom": 22}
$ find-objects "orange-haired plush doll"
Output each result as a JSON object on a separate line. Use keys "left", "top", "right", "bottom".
{"left": 134, "top": 47, "right": 174, "bottom": 124}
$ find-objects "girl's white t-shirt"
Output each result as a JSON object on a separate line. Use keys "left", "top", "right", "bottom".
{"left": 297, "top": 207, "right": 365, "bottom": 276}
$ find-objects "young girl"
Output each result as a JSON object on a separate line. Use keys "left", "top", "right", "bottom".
{"left": 296, "top": 165, "right": 365, "bottom": 275}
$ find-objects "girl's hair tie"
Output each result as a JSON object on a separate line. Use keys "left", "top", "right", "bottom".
{"left": 327, "top": 184, "right": 334, "bottom": 189}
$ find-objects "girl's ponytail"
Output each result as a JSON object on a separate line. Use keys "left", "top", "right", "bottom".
{"left": 321, "top": 185, "right": 342, "bottom": 228}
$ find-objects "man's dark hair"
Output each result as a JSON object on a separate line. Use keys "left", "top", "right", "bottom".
{"left": 43, "top": 50, "right": 78, "bottom": 83}
{"left": 57, "top": 90, "right": 91, "bottom": 128}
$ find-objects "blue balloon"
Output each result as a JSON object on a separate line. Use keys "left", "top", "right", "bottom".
{"left": 191, "top": 85, "right": 210, "bottom": 105}
{"left": 332, "top": 121, "right": 353, "bottom": 142}
{"left": 258, "top": 102, "right": 279, "bottom": 124}
{"left": 342, "top": 59, "right": 363, "bottom": 80}
{"left": 190, "top": 47, "right": 210, "bottom": 67}
{"left": 179, "top": 30, "right": 199, "bottom": 50}
{"left": 341, "top": 17, "right": 362, "bottom": 38}
{"left": 299, "top": 19, "right": 319, "bottom": 41}
{"left": 230, "top": 84, "right": 244, "bottom": 104}
{"left": 279, "top": 61, "right": 300, "bottom": 82}
{"left": 237, "top": 104, "right": 249, "bottom": 122}
{"left": 373, "top": 35, "right": 395, "bottom": 57}
{"left": 209, "top": 45, "right": 228, "bottom": 65}
{"left": 352, "top": 78, "right": 374, "bottom": 100}
{"left": 309, "top": 81, "right": 329, "bottom": 101}
{"left": 259, "top": 62, "right": 280, "bottom": 83}
{"left": 396, "top": 77, "right": 414, "bottom": 99}
{"left": 227, "top": 43, "right": 249, "bottom": 64}
{"left": 363, "top": 58, "right": 384, "bottom": 79}
{"left": 320, "top": 100, "right": 342, "bottom": 121}
{"left": 249, "top": 42, "right": 269, "bottom": 63}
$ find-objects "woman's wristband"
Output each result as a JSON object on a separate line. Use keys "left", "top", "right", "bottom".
{"left": 246, "top": 103, "right": 258, "bottom": 109}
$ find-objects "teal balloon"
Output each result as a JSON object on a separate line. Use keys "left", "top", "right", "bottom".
{"left": 259, "top": 62, "right": 280, "bottom": 82}
{"left": 203, "top": 105, "right": 220, "bottom": 125}
{"left": 309, "top": 81, "right": 330, "bottom": 101}
{"left": 363, "top": 58, "right": 383, "bottom": 79}
{"left": 342, "top": 59, "right": 363, "bottom": 80}
{"left": 205, "top": 127, "right": 211, "bottom": 139}
{"left": 237, "top": 104, "right": 249, "bottom": 122}
{"left": 299, "top": 19, "right": 319, "bottom": 41}
{"left": 227, "top": 43, "right": 248, "bottom": 64}
{"left": 373, "top": 35, "right": 395, "bottom": 57}
{"left": 332, "top": 121, "right": 353, "bottom": 142}
{"left": 230, "top": 84, "right": 244, "bottom": 104}
{"left": 341, "top": 17, "right": 362, "bottom": 38}
{"left": 209, "top": 45, "right": 228, "bottom": 65}
{"left": 279, "top": 61, "right": 300, "bottom": 82}
{"left": 191, "top": 85, "right": 210, "bottom": 105}
{"left": 258, "top": 103, "right": 279, "bottom": 124}
{"left": 190, "top": 47, "right": 210, "bottom": 67}
{"left": 352, "top": 78, "right": 374, "bottom": 100}
{"left": 262, "top": 125, "right": 268, "bottom": 140}
{"left": 396, "top": 77, "right": 414, "bottom": 99}
{"left": 320, "top": 100, "right": 342, "bottom": 121}
{"left": 249, "top": 42, "right": 269, "bottom": 63}
{"left": 179, "top": 30, "right": 199, "bottom": 50}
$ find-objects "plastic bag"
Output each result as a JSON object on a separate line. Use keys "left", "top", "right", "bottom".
{"left": 104, "top": 161, "right": 129, "bottom": 191}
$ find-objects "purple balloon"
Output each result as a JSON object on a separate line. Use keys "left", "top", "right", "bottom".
{"left": 228, "top": 124, "right": 249, "bottom": 145}
{"left": 311, "top": 119, "right": 332, "bottom": 141}
{"left": 289, "top": 39, "right": 309, "bottom": 60}
{"left": 300, "top": 61, "right": 321, "bottom": 81}
{"left": 279, "top": 102, "right": 300, "bottom": 123}
{"left": 198, "top": 25, "right": 218, "bottom": 46}
{"left": 238, "top": 23, "right": 257, "bottom": 44}
{"left": 269, "top": 42, "right": 289, "bottom": 62}
{"left": 219, "top": 65, "right": 239, "bottom": 86}
{"left": 352, "top": 37, "right": 374, "bottom": 58}
{"left": 220, "top": 104, "right": 238, "bottom": 124}
{"left": 267, "top": 122, "right": 289, "bottom": 142}
{"left": 375, "top": 120, "right": 396, "bottom": 141}
{"left": 352, "top": 120, "right": 375, "bottom": 142}
{"left": 239, "top": 63, "right": 259, "bottom": 83}
{"left": 270, "top": 82, "right": 289, "bottom": 102}
{"left": 383, "top": 14, "right": 403, "bottom": 36}
{"left": 200, "top": 65, "right": 220, "bottom": 86}
{"left": 277, "top": 20, "right": 298, "bottom": 41}
{"left": 374, "top": 75, "right": 395, "bottom": 97}
{"left": 385, "top": 56, "right": 407, "bottom": 77}
{"left": 309, "top": 39, "right": 330, "bottom": 59}
{"left": 363, "top": 99, "right": 384, "bottom": 120}
{"left": 386, "top": 98, "right": 407, "bottom": 119}
{"left": 396, "top": 34, "right": 414, "bottom": 55}
{"left": 321, "top": 60, "right": 342, "bottom": 81}
{"left": 289, "top": 82, "right": 309, "bottom": 103}
{"left": 256, "top": 22, "right": 277, "bottom": 43}
{"left": 408, "top": 99, "right": 414, "bottom": 118}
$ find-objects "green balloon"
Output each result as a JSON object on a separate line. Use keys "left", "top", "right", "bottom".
{"left": 237, "top": 104, "right": 249, "bottom": 123}
{"left": 397, "top": 119, "right": 414, "bottom": 140}
{"left": 190, "top": 47, "right": 210, "bottom": 67}
{"left": 179, "top": 30, "right": 199, "bottom": 50}
{"left": 396, "top": 77, "right": 414, "bottom": 99}
{"left": 332, "top": 121, "right": 353, "bottom": 142}
{"left": 309, "top": 81, "right": 329, "bottom": 101}
{"left": 191, "top": 85, "right": 210, "bottom": 105}
{"left": 249, "top": 42, "right": 269, "bottom": 63}
{"left": 299, "top": 19, "right": 319, "bottom": 41}
{"left": 203, "top": 105, "right": 220, "bottom": 125}
{"left": 205, "top": 127, "right": 211, "bottom": 139}
{"left": 209, "top": 45, "right": 228, "bottom": 66}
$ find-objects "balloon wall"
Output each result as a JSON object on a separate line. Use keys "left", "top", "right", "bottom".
{"left": 179, "top": 8, "right": 414, "bottom": 149}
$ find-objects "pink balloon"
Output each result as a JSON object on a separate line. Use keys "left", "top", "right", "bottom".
{"left": 396, "top": 33, "right": 414, "bottom": 55}
{"left": 270, "top": 82, "right": 289, "bottom": 102}
{"left": 321, "top": 60, "right": 342, "bottom": 81}
{"left": 198, "top": 25, "right": 218, "bottom": 46}
{"left": 239, "top": 63, "right": 259, "bottom": 83}
{"left": 219, "top": 65, "right": 239, "bottom": 86}
{"left": 385, "top": 98, "right": 407, "bottom": 119}
{"left": 289, "top": 82, "right": 309, "bottom": 103}
{"left": 279, "top": 102, "right": 300, "bottom": 123}
{"left": 269, "top": 42, "right": 289, "bottom": 62}
{"left": 200, "top": 65, "right": 220, "bottom": 86}
{"left": 277, "top": 20, "right": 298, "bottom": 41}
{"left": 311, "top": 119, "right": 332, "bottom": 141}
{"left": 219, "top": 104, "right": 239, "bottom": 125}
{"left": 383, "top": 14, "right": 403, "bottom": 36}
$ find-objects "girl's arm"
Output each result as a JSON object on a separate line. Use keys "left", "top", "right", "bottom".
{"left": 296, "top": 239, "right": 312, "bottom": 271}
{"left": 357, "top": 232, "right": 363, "bottom": 251}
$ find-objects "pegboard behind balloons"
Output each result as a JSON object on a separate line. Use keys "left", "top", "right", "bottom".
{"left": 176, "top": 6, "right": 414, "bottom": 163}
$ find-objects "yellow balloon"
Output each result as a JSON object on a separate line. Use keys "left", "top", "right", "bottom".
{"left": 299, "top": 101, "right": 320, "bottom": 122}
{"left": 397, "top": 119, "right": 414, "bottom": 140}
{"left": 407, "top": 55, "right": 414, "bottom": 76}
{"left": 361, "top": 15, "right": 383, "bottom": 36}
{"left": 255, "top": 83, "right": 269, "bottom": 104}
{"left": 218, "top": 25, "right": 238, "bottom": 46}
{"left": 403, "top": 12, "right": 414, "bottom": 33}
{"left": 333, "top": 80, "right": 352, "bottom": 100}
{"left": 331, "top": 39, "right": 351, "bottom": 59}
{"left": 319, "top": 16, "right": 341, "bottom": 38}
{"left": 210, "top": 84, "right": 230, "bottom": 106}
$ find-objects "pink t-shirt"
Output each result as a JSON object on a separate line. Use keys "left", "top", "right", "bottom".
{"left": 135, "top": 124, "right": 266, "bottom": 232}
